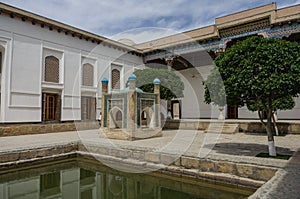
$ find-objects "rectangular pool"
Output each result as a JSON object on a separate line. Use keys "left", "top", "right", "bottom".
{"left": 0, "top": 158, "right": 255, "bottom": 199}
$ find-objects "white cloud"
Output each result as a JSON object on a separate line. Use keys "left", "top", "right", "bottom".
{"left": 111, "top": 27, "right": 180, "bottom": 44}
{"left": 0, "top": 0, "right": 299, "bottom": 43}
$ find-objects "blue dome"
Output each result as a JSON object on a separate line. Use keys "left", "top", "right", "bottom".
{"left": 153, "top": 78, "right": 161, "bottom": 85}
{"left": 128, "top": 74, "right": 137, "bottom": 81}
{"left": 101, "top": 77, "right": 109, "bottom": 84}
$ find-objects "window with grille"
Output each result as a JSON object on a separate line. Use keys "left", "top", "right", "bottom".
{"left": 111, "top": 69, "right": 120, "bottom": 89}
{"left": 45, "top": 56, "right": 59, "bottom": 83}
{"left": 82, "top": 63, "right": 94, "bottom": 86}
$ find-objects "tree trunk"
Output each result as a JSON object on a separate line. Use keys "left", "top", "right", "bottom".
{"left": 266, "top": 106, "right": 276, "bottom": 156}
{"left": 272, "top": 111, "right": 279, "bottom": 136}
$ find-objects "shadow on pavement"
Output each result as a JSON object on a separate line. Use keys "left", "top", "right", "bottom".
{"left": 203, "top": 143, "right": 294, "bottom": 156}
{"left": 259, "top": 149, "right": 300, "bottom": 199}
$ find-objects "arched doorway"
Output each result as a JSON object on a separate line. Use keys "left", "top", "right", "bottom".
{"left": 109, "top": 108, "right": 123, "bottom": 129}
{"left": 141, "top": 108, "right": 154, "bottom": 128}
{"left": 171, "top": 100, "right": 181, "bottom": 119}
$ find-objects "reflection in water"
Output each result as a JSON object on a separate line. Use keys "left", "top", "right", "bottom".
{"left": 108, "top": 175, "right": 127, "bottom": 199}
{"left": 80, "top": 169, "right": 96, "bottom": 199}
{"left": 40, "top": 172, "right": 61, "bottom": 198}
{"left": 0, "top": 160, "right": 254, "bottom": 199}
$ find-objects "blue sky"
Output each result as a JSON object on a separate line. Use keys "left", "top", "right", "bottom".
{"left": 0, "top": 0, "right": 299, "bottom": 43}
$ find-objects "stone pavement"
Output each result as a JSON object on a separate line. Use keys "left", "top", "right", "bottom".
{"left": 80, "top": 129, "right": 298, "bottom": 168}
{"left": 249, "top": 149, "right": 300, "bottom": 199}
{"left": 0, "top": 131, "right": 79, "bottom": 152}
{"left": 0, "top": 129, "right": 299, "bottom": 198}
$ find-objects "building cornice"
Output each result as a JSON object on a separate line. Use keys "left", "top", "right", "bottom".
{"left": 0, "top": 2, "right": 143, "bottom": 55}
{"left": 135, "top": 2, "right": 300, "bottom": 53}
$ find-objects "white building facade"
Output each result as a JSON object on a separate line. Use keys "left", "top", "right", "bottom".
{"left": 0, "top": 2, "right": 299, "bottom": 123}
{"left": 0, "top": 3, "right": 143, "bottom": 123}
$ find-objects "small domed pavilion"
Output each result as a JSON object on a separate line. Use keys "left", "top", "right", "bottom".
{"left": 100, "top": 74, "right": 162, "bottom": 140}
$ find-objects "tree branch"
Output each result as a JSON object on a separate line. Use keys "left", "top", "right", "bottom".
{"left": 256, "top": 97, "right": 266, "bottom": 127}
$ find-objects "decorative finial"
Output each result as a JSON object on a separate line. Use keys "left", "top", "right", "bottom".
{"left": 128, "top": 74, "right": 137, "bottom": 81}
{"left": 153, "top": 78, "right": 161, "bottom": 85}
{"left": 101, "top": 77, "right": 109, "bottom": 84}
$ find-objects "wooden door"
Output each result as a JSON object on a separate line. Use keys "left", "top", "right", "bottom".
{"left": 227, "top": 105, "right": 238, "bottom": 119}
{"left": 44, "top": 94, "right": 57, "bottom": 121}
{"left": 171, "top": 100, "right": 181, "bottom": 119}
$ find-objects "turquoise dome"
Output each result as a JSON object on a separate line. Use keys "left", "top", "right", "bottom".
{"left": 153, "top": 78, "right": 161, "bottom": 85}
{"left": 101, "top": 77, "right": 109, "bottom": 84}
{"left": 128, "top": 74, "right": 137, "bottom": 81}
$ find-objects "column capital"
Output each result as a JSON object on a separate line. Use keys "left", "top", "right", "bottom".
{"left": 165, "top": 57, "right": 175, "bottom": 71}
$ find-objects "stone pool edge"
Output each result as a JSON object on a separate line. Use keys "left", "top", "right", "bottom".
{"left": 0, "top": 141, "right": 287, "bottom": 195}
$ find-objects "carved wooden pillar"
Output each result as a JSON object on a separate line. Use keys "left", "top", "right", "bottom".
{"left": 165, "top": 58, "right": 174, "bottom": 71}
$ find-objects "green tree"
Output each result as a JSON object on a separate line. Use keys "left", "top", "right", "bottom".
{"left": 133, "top": 68, "right": 184, "bottom": 100}
{"left": 204, "top": 36, "right": 300, "bottom": 156}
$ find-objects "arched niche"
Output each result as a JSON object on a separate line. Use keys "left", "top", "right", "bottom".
{"left": 109, "top": 107, "right": 123, "bottom": 129}
{"left": 141, "top": 107, "right": 154, "bottom": 128}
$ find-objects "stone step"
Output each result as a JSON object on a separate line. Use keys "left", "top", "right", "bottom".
{"left": 204, "top": 123, "right": 239, "bottom": 134}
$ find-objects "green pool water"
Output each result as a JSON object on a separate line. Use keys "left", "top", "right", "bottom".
{"left": 0, "top": 159, "right": 255, "bottom": 199}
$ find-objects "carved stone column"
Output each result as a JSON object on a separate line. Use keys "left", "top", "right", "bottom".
{"left": 165, "top": 58, "right": 174, "bottom": 71}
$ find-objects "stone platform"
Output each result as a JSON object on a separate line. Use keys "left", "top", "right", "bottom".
{"left": 101, "top": 127, "right": 162, "bottom": 140}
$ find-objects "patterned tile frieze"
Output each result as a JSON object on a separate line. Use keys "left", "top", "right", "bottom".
{"left": 266, "top": 23, "right": 300, "bottom": 38}
{"left": 144, "top": 21, "right": 300, "bottom": 61}
{"left": 219, "top": 18, "right": 270, "bottom": 38}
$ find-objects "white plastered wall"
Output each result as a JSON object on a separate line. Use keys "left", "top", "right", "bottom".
{"left": 0, "top": 14, "right": 143, "bottom": 123}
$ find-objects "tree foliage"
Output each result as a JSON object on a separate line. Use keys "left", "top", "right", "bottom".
{"left": 246, "top": 95, "right": 295, "bottom": 112}
{"left": 204, "top": 68, "right": 227, "bottom": 107}
{"left": 204, "top": 36, "right": 300, "bottom": 156}
{"left": 133, "top": 68, "right": 184, "bottom": 100}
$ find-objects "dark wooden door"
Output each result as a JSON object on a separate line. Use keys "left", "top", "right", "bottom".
{"left": 227, "top": 105, "right": 238, "bottom": 119}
